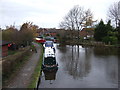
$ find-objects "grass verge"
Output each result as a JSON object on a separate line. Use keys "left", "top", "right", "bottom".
{"left": 8, "top": 50, "right": 18, "bottom": 55}
{"left": 28, "top": 44, "right": 43, "bottom": 88}
{"left": 3, "top": 48, "right": 33, "bottom": 87}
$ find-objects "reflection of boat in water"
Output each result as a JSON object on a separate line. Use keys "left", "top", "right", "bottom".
{"left": 43, "top": 68, "right": 58, "bottom": 80}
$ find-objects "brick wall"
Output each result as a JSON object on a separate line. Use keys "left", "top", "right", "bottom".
{"left": 2, "top": 45, "right": 8, "bottom": 57}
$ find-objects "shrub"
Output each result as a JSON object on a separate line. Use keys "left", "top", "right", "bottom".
{"left": 102, "top": 36, "right": 118, "bottom": 45}
{"left": 2, "top": 47, "right": 31, "bottom": 85}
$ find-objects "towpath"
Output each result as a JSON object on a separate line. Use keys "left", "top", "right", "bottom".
{"left": 5, "top": 42, "right": 42, "bottom": 88}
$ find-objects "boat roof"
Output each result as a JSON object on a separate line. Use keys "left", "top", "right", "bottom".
{"left": 44, "top": 41, "right": 54, "bottom": 47}
{"left": 44, "top": 47, "right": 55, "bottom": 58}
{"left": 44, "top": 41, "right": 53, "bottom": 43}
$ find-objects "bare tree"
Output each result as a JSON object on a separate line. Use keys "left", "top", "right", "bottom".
{"left": 59, "top": 5, "right": 85, "bottom": 31}
{"left": 59, "top": 5, "right": 94, "bottom": 39}
{"left": 107, "top": 1, "right": 120, "bottom": 28}
{"left": 60, "top": 5, "right": 94, "bottom": 30}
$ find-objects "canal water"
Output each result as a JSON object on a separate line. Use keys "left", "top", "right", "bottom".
{"left": 39, "top": 44, "right": 118, "bottom": 88}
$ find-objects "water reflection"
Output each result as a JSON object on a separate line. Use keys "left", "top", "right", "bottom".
{"left": 57, "top": 45, "right": 118, "bottom": 87}
{"left": 93, "top": 47, "right": 118, "bottom": 56}
{"left": 43, "top": 69, "right": 58, "bottom": 81}
{"left": 39, "top": 69, "right": 58, "bottom": 87}
{"left": 105, "top": 57, "right": 118, "bottom": 83}
{"left": 39, "top": 44, "right": 118, "bottom": 88}
{"left": 92, "top": 47, "right": 118, "bottom": 84}
{"left": 59, "top": 45, "right": 91, "bottom": 79}
{"left": 118, "top": 49, "right": 120, "bottom": 88}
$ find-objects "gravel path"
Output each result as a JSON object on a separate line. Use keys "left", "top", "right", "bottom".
{"left": 6, "top": 43, "right": 42, "bottom": 88}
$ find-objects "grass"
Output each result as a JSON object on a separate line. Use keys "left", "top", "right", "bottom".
{"left": 8, "top": 50, "right": 18, "bottom": 55}
{"left": 3, "top": 49, "right": 33, "bottom": 87}
{"left": 28, "top": 44, "right": 43, "bottom": 88}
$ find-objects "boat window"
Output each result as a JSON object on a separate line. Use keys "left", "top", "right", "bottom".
{"left": 45, "top": 42, "right": 53, "bottom": 47}
{"left": 44, "top": 57, "right": 56, "bottom": 65}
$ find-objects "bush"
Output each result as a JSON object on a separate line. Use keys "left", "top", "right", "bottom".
{"left": 2, "top": 47, "right": 31, "bottom": 85}
{"left": 102, "top": 36, "right": 118, "bottom": 45}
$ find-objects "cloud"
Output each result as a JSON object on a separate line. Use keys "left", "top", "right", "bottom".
{"left": 0, "top": 0, "right": 119, "bottom": 28}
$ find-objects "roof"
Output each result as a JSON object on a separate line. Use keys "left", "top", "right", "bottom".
{"left": 44, "top": 41, "right": 54, "bottom": 47}
{"left": 44, "top": 47, "right": 55, "bottom": 58}
{"left": 0, "top": 41, "right": 11, "bottom": 46}
{"left": 45, "top": 41, "right": 53, "bottom": 43}
{"left": 82, "top": 28, "right": 94, "bottom": 31}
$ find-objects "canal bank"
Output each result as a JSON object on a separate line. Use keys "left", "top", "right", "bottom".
{"left": 63, "top": 40, "right": 120, "bottom": 48}
{"left": 2, "top": 46, "right": 32, "bottom": 87}
{"left": 28, "top": 43, "right": 43, "bottom": 88}
{"left": 4, "top": 42, "right": 42, "bottom": 88}
{"left": 39, "top": 44, "right": 118, "bottom": 88}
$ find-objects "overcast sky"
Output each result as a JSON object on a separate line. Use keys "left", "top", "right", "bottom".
{"left": 0, "top": 0, "right": 119, "bottom": 29}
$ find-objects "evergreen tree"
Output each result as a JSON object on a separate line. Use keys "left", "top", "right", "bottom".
{"left": 94, "top": 20, "right": 106, "bottom": 41}
{"left": 103, "top": 20, "right": 118, "bottom": 45}
{"left": 106, "top": 20, "right": 114, "bottom": 36}
{"left": 117, "top": 21, "right": 120, "bottom": 44}
{"left": 94, "top": 20, "right": 118, "bottom": 44}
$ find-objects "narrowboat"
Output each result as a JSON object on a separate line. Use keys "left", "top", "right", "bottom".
{"left": 42, "top": 47, "right": 58, "bottom": 71}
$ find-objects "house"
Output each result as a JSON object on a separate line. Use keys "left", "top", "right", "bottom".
{"left": 0, "top": 41, "right": 11, "bottom": 57}
{"left": 80, "top": 28, "right": 94, "bottom": 39}
{"left": 37, "top": 28, "right": 48, "bottom": 36}
{"left": 47, "top": 30, "right": 57, "bottom": 37}
{"left": 37, "top": 28, "right": 58, "bottom": 37}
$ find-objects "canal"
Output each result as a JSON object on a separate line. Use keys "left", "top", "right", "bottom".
{"left": 39, "top": 44, "right": 118, "bottom": 88}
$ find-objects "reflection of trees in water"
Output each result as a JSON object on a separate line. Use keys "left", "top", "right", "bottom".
{"left": 118, "top": 49, "right": 120, "bottom": 87}
{"left": 84, "top": 47, "right": 92, "bottom": 76}
{"left": 57, "top": 44, "right": 67, "bottom": 53}
{"left": 93, "top": 47, "right": 118, "bottom": 84}
{"left": 60, "top": 45, "right": 91, "bottom": 79}
{"left": 105, "top": 57, "right": 118, "bottom": 84}
{"left": 93, "top": 47, "right": 118, "bottom": 56}
{"left": 58, "top": 45, "right": 119, "bottom": 84}
{"left": 93, "top": 47, "right": 119, "bottom": 84}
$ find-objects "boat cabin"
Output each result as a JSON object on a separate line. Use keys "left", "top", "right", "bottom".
{"left": 44, "top": 41, "right": 54, "bottom": 47}
{"left": 44, "top": 47, "right": 55, "bottom": 57}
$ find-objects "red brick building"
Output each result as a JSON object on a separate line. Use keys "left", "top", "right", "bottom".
{"left": 0, "top": 41, "right": 10, "bottom": 57}
{"left": 37, "top": 28, "right": 57, "bottom": 37}
{"left": 80, "top": 28, "right": 94, "bottom": 39}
